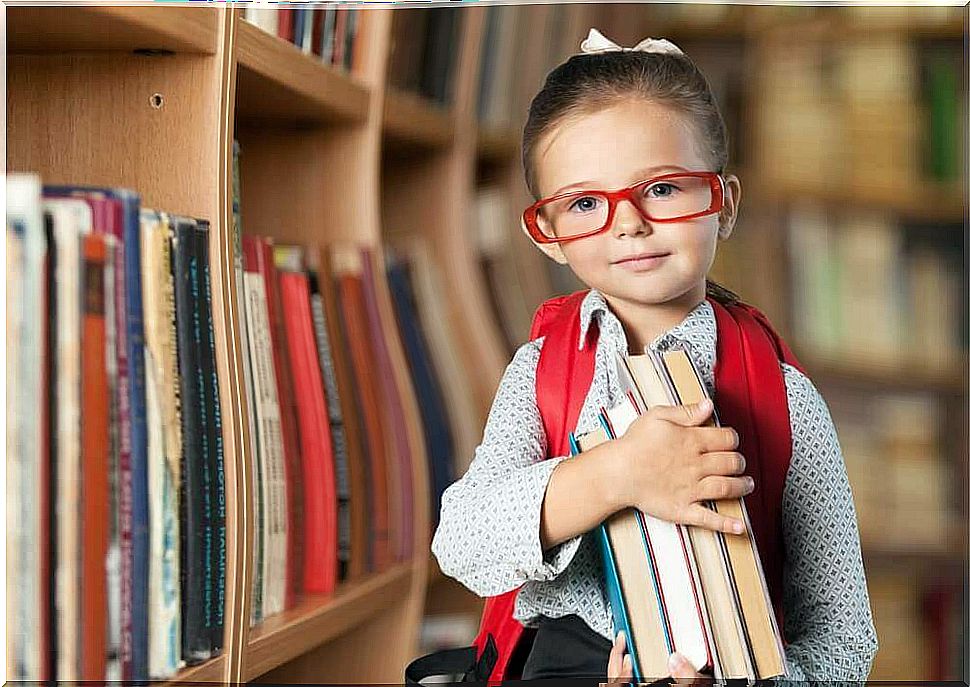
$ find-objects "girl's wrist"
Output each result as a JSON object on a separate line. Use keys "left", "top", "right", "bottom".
{"left": 591, "top": 438, "right": 633, "bottom": 514}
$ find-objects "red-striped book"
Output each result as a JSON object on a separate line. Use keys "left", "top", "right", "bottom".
{"left": 248, "top": 236, "right": 304, "bottom": 609}
{"left": 277, "top": 263, "right": 337, "bottom": 595}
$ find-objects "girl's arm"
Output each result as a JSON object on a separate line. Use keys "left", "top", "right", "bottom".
{"left": 430, "top": 337, "right": 618, "bottom": 597}
{"left": 772, "top": 363, "right": 879, "bottom": 681}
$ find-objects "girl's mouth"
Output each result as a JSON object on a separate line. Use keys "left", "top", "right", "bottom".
{"left": 612, "top": 252, "right": 670, "bottom": 271}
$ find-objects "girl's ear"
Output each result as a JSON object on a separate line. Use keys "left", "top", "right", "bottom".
{"left": 520, "top": 217, "right": 569, "bottom": 264}
{"left": 717, "top": 173, "right": 742, "bottom": 240}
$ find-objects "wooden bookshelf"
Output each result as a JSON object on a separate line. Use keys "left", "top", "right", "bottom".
{"left": 7, "top": 2, "right": 966, "bottom": 683}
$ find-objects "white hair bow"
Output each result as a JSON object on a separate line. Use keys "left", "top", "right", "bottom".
{"left": 578, "top": 27, "right": 684, "bottom": 57}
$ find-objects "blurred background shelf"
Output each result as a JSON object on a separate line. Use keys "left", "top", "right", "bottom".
{"left": 235, "top": 15, "right": 371, "bottom": 125}
{"left": 382, "top": 87, "right": 456, "bottom": 152}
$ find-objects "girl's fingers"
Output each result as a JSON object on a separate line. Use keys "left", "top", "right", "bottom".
{"left": 606, "top": 630, "right": 626, "bottom": 681}
{"left": 687, "top": 502, "right": 745, "bottom": 535}
{"left": 667, "top": 652, "right": 710, "bottom": 687}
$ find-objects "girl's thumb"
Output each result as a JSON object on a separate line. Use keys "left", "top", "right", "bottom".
{"left": 658, "top": 398, "right": 713, "bottom": 427}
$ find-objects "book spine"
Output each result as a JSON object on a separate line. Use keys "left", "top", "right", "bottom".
{"left": 280, "top": 272, "right": 338, "bottom": 594}
{"left": 102, "top": 234, "right": 122, "bottom": 681}
{"left": 117, "top": 191, "right": 150, "bottom": 683}
{"left": 336, "top": 274, "right": 388, "bottom": 571}
{"left": 359, "top": 248, "right": 412, "bottom": 561}
{"left": 232, "top": 141, "right": 264, "bottom": 626}
{"left": 309, "top": 282, "right": 351, "bottom": 582}
{"left": 196, "top": 221, "right": 226, "bottom": 653}
{"left": 43, "top": 214, "right": 57, "bottom": 683}
{"left": 141, "top": 211, "right": 182, "bottom": 678}
{"left": 49, "top": 206, "right": 82, "bottom": 683}
{"left": 259, "top": 238, "right": 304, "bottom": 608}
{"left": 80, "top": 234, "right": 110, "bottom": 681}
{"left": 244, "top": 270, "right": 288, "bottom": 616}
{"left": 172, "top": 221, "right": 212, "bottom": 664}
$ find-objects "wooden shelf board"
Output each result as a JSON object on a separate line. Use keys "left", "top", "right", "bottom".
{"left": 235, "top": 18, "right": 370, "bottom": 126}
{"left": 753, "top": 175, "right": 964, "bottom": 224}
{"left": 6, "top": 5, "right": 219, "bottom": 54}
{"left": 382, "top": 88, "right": 456, "bottom": 153}
{"left": 801, "top": 355, "right": 968, "bottom": 394}
{"left": 162, "top": 653, "right": 227, "bottom": 684}
{"left": 476, "top": 124, "right": 518, "bottom": 165}
{"left": 244, "top": 561, "right": 414, "bottom": 680}
{"left": 753, "top": 12, "right": 966, "bottom": 41}
{"left": 861, "top": 521, "right": 968, "bottom": 568}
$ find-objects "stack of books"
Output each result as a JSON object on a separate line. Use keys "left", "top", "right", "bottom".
{"left": 571, "top": 346, "right": 787, "bottom": 682}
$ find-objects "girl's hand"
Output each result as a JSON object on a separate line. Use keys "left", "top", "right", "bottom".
{"left": 613, "top": 399, "right": 753, "bottom": 535}
{"left": 667, "top": 652, "right": 713, "bottom": 686}
{"left": 604, "top": 630, "right": 633, "bottom": 684}
{"left": 603, "top": 636, "right": 710, "bottom": 687}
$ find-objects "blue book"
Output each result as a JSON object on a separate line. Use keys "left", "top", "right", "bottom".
{"left": 567, "top": 428, "right": 646, "bottom": 682}
{"left": 385, "top": 256, "right": 455, "bottom": 530}
{"left": 570, "top": 416, "right": 681, "bottom": 683}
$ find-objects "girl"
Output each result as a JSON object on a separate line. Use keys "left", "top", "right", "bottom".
{"left": 430, "top": 28, "right": 878, "bottom": 682}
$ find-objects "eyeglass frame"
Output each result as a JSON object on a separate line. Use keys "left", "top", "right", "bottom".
{"left": 521, "top": 171, "right": 726, "bottom": 245}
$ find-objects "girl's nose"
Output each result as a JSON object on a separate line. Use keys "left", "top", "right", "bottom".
{"left": 610, "top": 197, "right": 651, "bottom": 238}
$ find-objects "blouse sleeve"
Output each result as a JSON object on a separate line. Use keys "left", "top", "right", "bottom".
{"left": 430, "top": 337, "right": 584, "bottom": 597}
{"left": 771, "top": 363, "right": 879, "bottom": 681}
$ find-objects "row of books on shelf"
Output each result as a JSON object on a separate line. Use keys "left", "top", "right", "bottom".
{"left": 243, "top": 6, "right": 361, "bottom": 73}
{"left": 7, "top": 175, "right": 226, "bottom": 681}
{"left": 475, "top": 4, "right": 577, "bottom": 130}
{"left": 230, "top": 141, "right": 485, "bottom": 631}
{"left": 757, "top": 36, "right": 962, "bottom": 188}
{"left": 387, "top": 7, "right": 461, "bottom": 107}
{"left": 574, "top": 346, "right": 784, "bottom": 681}
{"left": 787, "top": 203, "right": 966, "bottom": 372}
{"left": 829, "top": 389, "right": 963, "bottom": 549}
{"left": 6, "top": 165, "right": 489, "bottom": 682}
{"left": 472, "top": 184, "right": 533, "bottom": 355}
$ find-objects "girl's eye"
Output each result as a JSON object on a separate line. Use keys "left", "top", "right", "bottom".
{"left": 568, "top": 195, "right": 601, "bottom": 213}
{"left": 644, "top": 182, "right": 680, "bottom": 199}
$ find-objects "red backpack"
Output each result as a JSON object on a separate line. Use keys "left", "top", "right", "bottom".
{"left": 405, "top": 289, "right": 805, "bottom": 685}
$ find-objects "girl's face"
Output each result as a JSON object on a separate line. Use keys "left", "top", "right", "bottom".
{"left": 533, "top": 98, "right": 741, "bottom": 311}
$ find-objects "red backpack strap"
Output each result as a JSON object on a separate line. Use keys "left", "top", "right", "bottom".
{"left": 709, "top": 297, "right": 799, "bottom": 644}
{"left": 534, "top": 290, "right": 599, "bottom": 458}
{"left": 472, "top": 289, "right": 598, "bottom": 683}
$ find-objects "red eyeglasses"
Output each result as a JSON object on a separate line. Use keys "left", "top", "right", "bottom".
{"left": 522, "top": 171, "right": 725, "bottom": 244}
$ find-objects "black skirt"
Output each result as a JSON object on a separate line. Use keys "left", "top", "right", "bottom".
{"left": 520, "top": 613, "right": 613, "bottom": 681}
